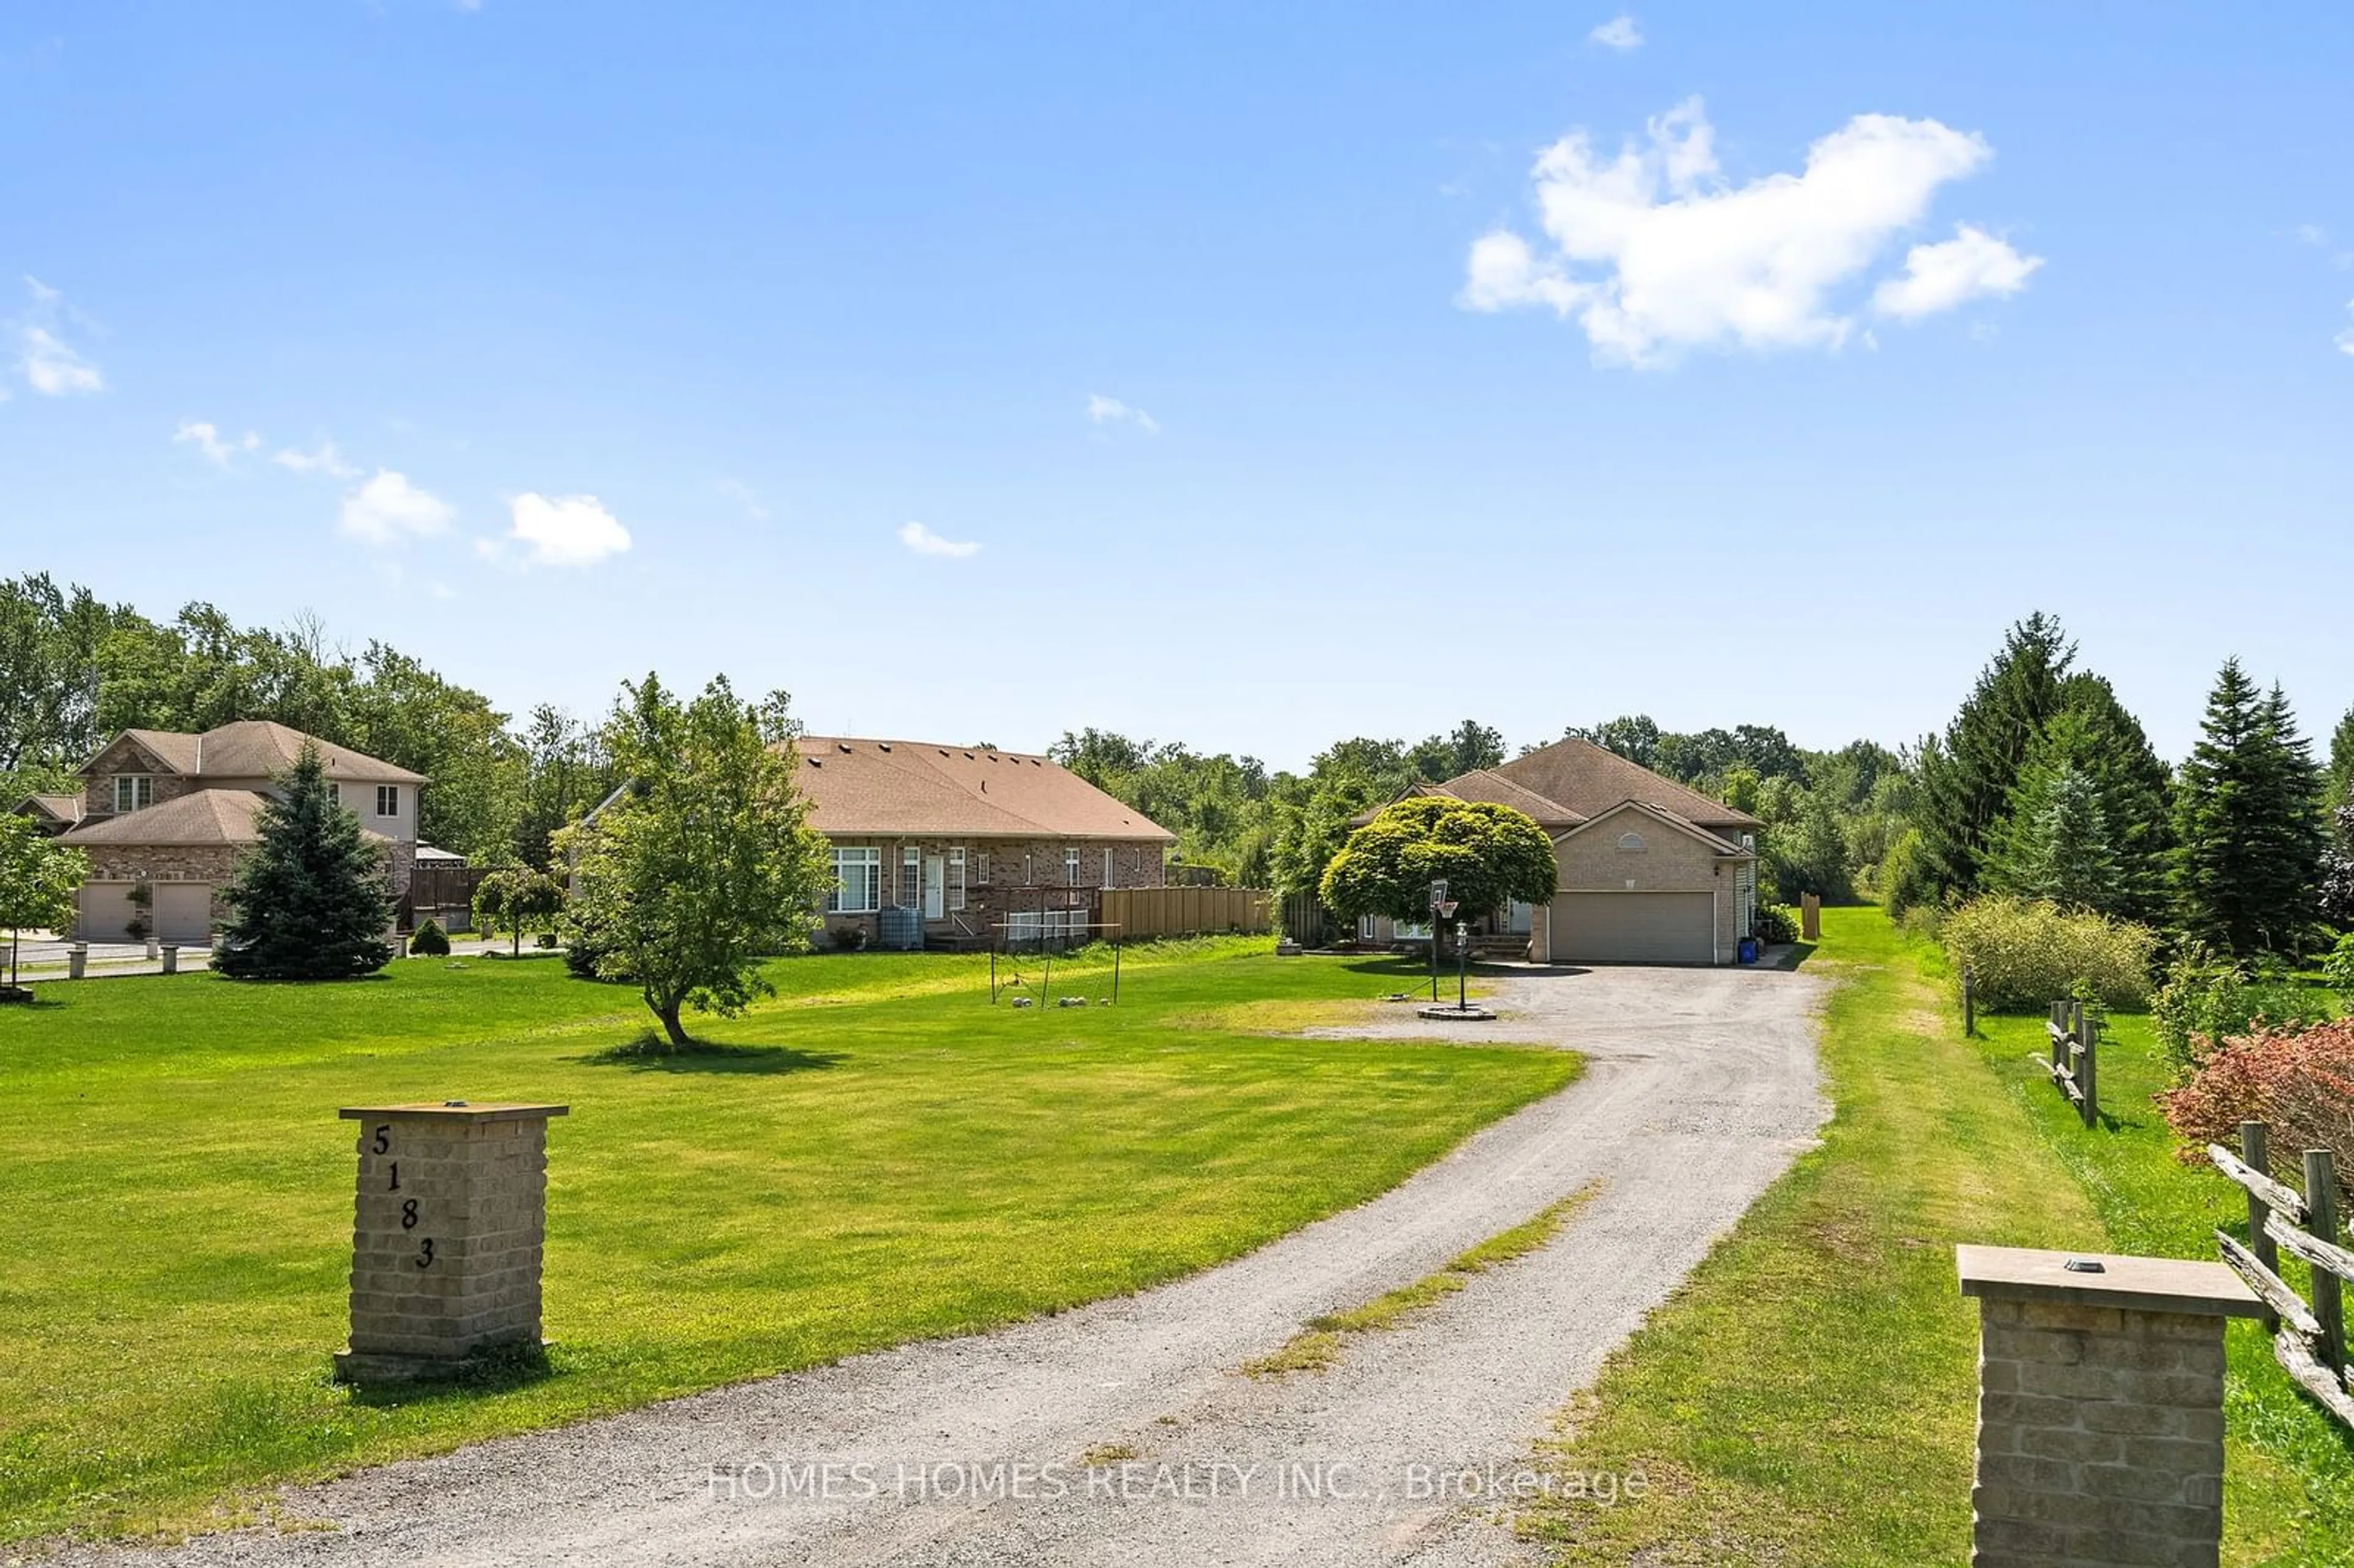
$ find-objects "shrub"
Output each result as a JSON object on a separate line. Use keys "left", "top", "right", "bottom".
{"left": 1753, "top": 903, "right": 1799, "bottom": 945}
{"left": 2150, "top": 945, "right": 2333, "bottom": 1068}
{"left": 1900, "top": 904, "right": 1946, "bottom": 945}
{"left": 408, "top": 918, "right": 451, "bottom": 957}
{"left": 1939, "top": 896, "right": 2158, "bottom": 1012}
{"left": 2323, "top": 932, "right": 2354, "bottom": 996}
{"left": 831, "top": 924, "right": 869, "bottom": 952}
{"left": 1877, "top": 827, "right": 1935, "bottom": 918}
{"left": 2157, "top": 1018, "right": 2354, "bottom": 1200}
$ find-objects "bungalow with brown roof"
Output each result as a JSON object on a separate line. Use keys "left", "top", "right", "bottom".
{"left": 789, "top": 736, "right": 1176, "bottom": 949}
{"left": 23, "top": 721, "right": 427, "bottom": 946}
{"left": 1357, "top": 736, "right": 1763, "bottom": 966}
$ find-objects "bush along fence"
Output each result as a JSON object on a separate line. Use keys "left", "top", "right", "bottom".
{"left": 2209, "top": 1122, "right": 2354, "bottom": 1429}
{"left": 2036, "top": 999, "right": 2098, "bottom": 1128}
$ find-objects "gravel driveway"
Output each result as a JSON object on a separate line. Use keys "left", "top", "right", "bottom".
{"left": 40, "top": 963, "right": 1827, "bottom": 1568}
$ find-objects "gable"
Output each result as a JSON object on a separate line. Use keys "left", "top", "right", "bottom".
{"left": 1560, "top": 799, "right": 1748, "bottom": 857}
{"left": 1488, "top": 736, "right": 1762, "bottom": 832}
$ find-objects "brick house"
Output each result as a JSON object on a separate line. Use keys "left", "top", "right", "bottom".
{"left": 33, "top": 721, "right": 426, "bottom": 945}
{"left": 1355, "top": 736, "right": 1764, "bottom": 966}
{"left": 791, "top": 736, "right": 1175, "bottom": 948}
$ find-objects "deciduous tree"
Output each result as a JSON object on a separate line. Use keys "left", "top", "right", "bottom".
{"left": 0, "top": 815, "right": 88, "bottom": 992}
{"left": 1319, "top": 797, "right": 1558, "bottom": 932}
{"left": 562, "top": 675, "right": 831, "bottom": 1049}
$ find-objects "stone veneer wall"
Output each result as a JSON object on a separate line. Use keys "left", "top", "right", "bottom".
{"left": 1971, "top": 1297, "right": 2228, "bottom": 1567}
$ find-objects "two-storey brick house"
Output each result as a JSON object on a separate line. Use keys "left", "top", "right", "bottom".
{"left": 40, "top": 721, "right": 427, "bottom": 945}
{"left": 791, "top": 737, "right": 1175, "bottom": 948}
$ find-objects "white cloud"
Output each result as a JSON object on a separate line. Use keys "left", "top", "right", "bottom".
{"left": 897, "top": 520, "right": 980, "bottom": 559}
{"left": 339, "top": 470, "right": 454, "bottom": 546}
{"left": 1086, "top": 394, "right": 1160, "bottom": 434}
{"left": 715, "top": 477, "right": 769, "bottom": 519}
{"left": 173, "top": 420, "right": 261, "bottom": 467}
{"left": 274, "top": 440, "right": 360, "bottom": 479}
{"left": 13, "top": 276, "right": 104, "bottom": 395}
{"left": 502, "top": 492, "right": 631, "bottom": 567}
{"left": 1870, "top": 224, "right": 2043, "bottom": 319}
{"left": 2337, "top": 302, "right": 2354, "bottom": 357}
{"left": 1589, "top": 14, "right": 1642, "bottom": 50}
{"left": 1461, "top": 98, "right": 2033, "bottom": 365}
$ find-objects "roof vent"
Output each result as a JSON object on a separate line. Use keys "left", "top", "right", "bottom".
{"left": 837, "top": 743, "right": 851, "bottom": 754}
{"left": 877, "top": 742, "right": 891, "bottom": 752}
{"left": 963, "top": 751, "right": 973, "bottom": 759}
{"left": 807, "top": 757, "right": 821, "bottom": 767}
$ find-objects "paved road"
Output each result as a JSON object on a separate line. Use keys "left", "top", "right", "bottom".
{"left": 37, "top": 964, "right": 1829, "bottom": 1568}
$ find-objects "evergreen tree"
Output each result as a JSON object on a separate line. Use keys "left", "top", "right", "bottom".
{"left": 1992, "top": 764, "right": 2119, "bottom": 912}
{"left": 1914, "top": 613, "right": 2076, "bottom": 899}
{"left": 2327, "top": 707, "right": 2354, "bottom": 816}
{"left": 1978, "top": 681, "right": 2169, "bottom": 922}
{"left": 215, "top": 747, "right": 395, "bottom": 980}
{"left": 2173, "top": 661, "right": 2323, "bottom": 955}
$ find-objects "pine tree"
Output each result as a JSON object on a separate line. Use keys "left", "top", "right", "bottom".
{"left": 1914, "top": 613, "right": 2075, "bottom": 899}
{"left": 2172, "top": 661, "right": 2323, "bottom": 956}
{"left": 2024, "top": 766, "right": 2119, "bottom": 911}
{"left": 1978, "top": 680, "right": 2169, "bottom": 923}
{"left": 2326, "top": 707, "right": 2354, "bottom": 816}
{"left": 215, "top": 747, "right": 395, "bottom": 980}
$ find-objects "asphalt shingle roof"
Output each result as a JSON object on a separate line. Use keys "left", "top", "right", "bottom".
{"left": 789, "top": 737, "right": 1175, "bottom": 842}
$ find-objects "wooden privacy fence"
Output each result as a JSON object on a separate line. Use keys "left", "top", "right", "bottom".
{"left": 2036, "top": 1000, "right": 2098, "bottom": 1127}
{"left": 1100, "top": 886, "right": 1272, "bottom": 942}
{"left": 2209, "top": 1122, "right": 2353, "bottom": 1428}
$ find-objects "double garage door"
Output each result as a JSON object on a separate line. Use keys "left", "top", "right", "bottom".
{"left": 1552, "top": 891, "right": 1715, "bottom": 965}
{"left": 78, "top": 881, "right": 217, "bottom": 945}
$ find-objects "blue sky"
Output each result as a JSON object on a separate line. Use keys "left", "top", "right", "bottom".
{"left": 2, "top": 2, "right": 2349, "bottom": 770}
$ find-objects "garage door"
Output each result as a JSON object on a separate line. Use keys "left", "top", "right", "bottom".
{"left": 1552, "top": 891, "right": 1715, "bottom": 965}
{"left": 153, "top": 883, "right": 216, "bottom": 945}
{"left": 79, "top": 882, "right": 137, "bottom": 943}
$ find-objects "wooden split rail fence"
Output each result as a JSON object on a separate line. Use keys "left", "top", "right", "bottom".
{"left": 2209, "top": 1122, "right": 2353, "bottom": 1429}
{"left": 2036, "top": 1000, "right": 2098, "bottom": 1128}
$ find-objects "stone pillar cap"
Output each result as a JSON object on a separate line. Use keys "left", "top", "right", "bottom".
{"left": 339, "top": 1102, "right": 569, "bottom": 1121}
{"left": 1957, "top": 1244, "right": 2264, "bottom": 1318}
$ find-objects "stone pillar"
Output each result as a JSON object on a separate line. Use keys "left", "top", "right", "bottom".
{"left": 159, "top": 943, "right": 178, "bottom": 975}
{"left": 1957, "top": 1245, "right": 2264, "bottom": 1568}
{"left": 334, "top": 1102, "right": 568, "bottom": 1383}
{"left": 67, "top": 943, "right": 86, "bottom": 980}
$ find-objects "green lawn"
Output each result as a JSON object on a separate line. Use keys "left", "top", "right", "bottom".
{"left": 0, "top": 940, "right": 1578, "bottom": 1543}
{"left": 1520, "top": 907, "right": 2354, "bottom": 1568}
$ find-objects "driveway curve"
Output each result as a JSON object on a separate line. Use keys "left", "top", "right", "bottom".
{"left": 44, "top": 962, "right": 1828, "bottom": 1568}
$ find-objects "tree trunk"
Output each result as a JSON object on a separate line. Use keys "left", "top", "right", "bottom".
{"left": 655, "top": 996, "right": 690, "bottom": 1050}
{"left": 512, "top": 920, "right": 522, "bottom": 958}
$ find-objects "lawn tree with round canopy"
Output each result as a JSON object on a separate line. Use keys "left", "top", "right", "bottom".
{"left": 0, "top": 815, "right": 87, "bottom": 999}
{"left": 473, "top": 866, "right": 566, "bottom": 956}
{"left": 559, "top": 673, "right": 833, "bottom": 1050}
{"left": 1318, "top": 797, "right": 1558, "bottom": 953}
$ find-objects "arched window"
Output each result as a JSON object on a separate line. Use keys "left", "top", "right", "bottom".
{"left": 1617, "top": 831, "right": 1647, "bottom": 851}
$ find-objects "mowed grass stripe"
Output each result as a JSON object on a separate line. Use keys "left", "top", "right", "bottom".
{"left": 0, "top": 940, "right": 1577, "bottom": 1544}
{"left": 1517, "top": 908, "right": 2345, "bottom": 1567}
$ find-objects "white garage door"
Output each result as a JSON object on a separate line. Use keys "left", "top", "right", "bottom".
{"left": 153, "top": 883, "right": 216, "bottom": 945}
{"left": 1552, "top": 892, "right": 1715, "bottom": 965}
{"left": 80, "top": 882, "right": 138, "bottom": 943}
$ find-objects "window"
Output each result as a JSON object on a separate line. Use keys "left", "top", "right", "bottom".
{"left": 1065, "top": 848, "right": 1082, "bottom": 887}
{"left": 975, "top": 850, "right": 991, "bottom": 886}
{"left": 329, "top": 783, "right": 342, "bottom": 807}
{"left": 949, "top": 847, "right": 966, "bottom": 911}
{"left": 1101, "top": 848, "right": 1115, "bottom": 889}
{"left": 113, "top": 775, "right": 154, "bottom": 813}
{"left": 376, "top": 785, "right": 400, "bottom": 818}
{"left": 902, "top": 846, "right": 922, "bottom": 908}
{"left": 1616, "top": 831, "right": 1647, "bottom": 851}
{"left": 1023, "top": 853, "right": 1034, "bottom": 885}
{"left": 828, "top": 847, "right": 882, "bottom": 913}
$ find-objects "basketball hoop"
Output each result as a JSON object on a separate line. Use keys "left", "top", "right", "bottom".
{"left": 1436, "top": 899, "right": 1458, "bottom": 920}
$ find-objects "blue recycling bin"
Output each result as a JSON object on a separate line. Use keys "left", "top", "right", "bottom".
{"left": 1737, "top": 936, "right": 1760, "bottom": 964}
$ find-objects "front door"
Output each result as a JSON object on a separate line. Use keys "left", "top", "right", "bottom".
{"left": 923, "top": 856, "right": 945, "bottom": 919}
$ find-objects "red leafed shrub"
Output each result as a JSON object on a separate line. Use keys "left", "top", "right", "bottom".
{"left": 2158, "top": 1019, "right": 2354, "bottom": 1201}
